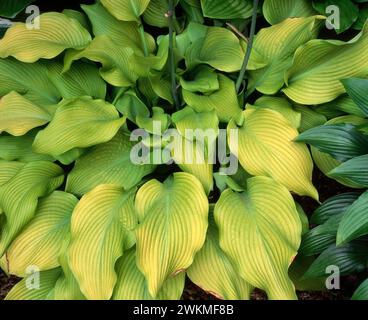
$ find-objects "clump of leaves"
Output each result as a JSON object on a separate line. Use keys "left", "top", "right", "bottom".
{"left": 0, "top": 0, "right": 367, "bottom": 301}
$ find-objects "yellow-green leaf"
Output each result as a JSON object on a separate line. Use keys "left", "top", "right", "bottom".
{"left": 0, "top": 13, "right": 91, "bottom": 63}
{"left": 135, "top": 173, "right": 209, "bottom": 297}
{"left": 228, "top": 109, "right": 318, "bottom": 200}
{"left": 68, "top": 185, "right": 137, "bottom": 300}
{"left": 214, "top": 176, "right": 302, "bottom": 300}
{"left": 100, "top": 0, "right": 151, "bottom": 22}
{"left": 33, "top": 97, "right": 126, "bottom": 157}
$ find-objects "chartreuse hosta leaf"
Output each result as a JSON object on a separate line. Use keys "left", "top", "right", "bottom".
{"left": 200, "top": 0, "right": 252, "bottom": 19}
{"left": 0, "top": 13, "right": 91, "bottom": 63}
{"left": 0, "top": 133, "right": 53, "bottom": 162}
{"left": 293, "top": 104, "right": 327, "bottom": 133}
{"left": 113, "top": 248, "right": 185, "bottom": 300}
{"left": 263, "top": 0, "right": 316, "bottom": 25}
{"left": 341, "top": 78, "right": 368, "bottom": 117}
{"left": 214, "top": 177, "right": 302, "bottom": 300}
{"left": 5, "top": 268, "right": 61, "bottom": 300}
{"left": 143, "top": 0, "right": 179, "bottom": 28}
{"left": 284, "top": 23, "right": 368, "bottom": 105}
{"left": 0, "top": 92, "right": 54, "bottom": 137}
{"left": 185, "top": 23, "right": 246, "bottom": 72}
{"left": 100, "top": 0, "right": 151, "bottom": 22}
{"left": 330, "top": 154, "right": 368, "bottom": 188}
{"left": 82, "top": 2, "right": 156, "bottom": 53}
{"left": 33, "top": 97, "right": 126, "bottom": 158}
{"left": 66, "top": 130, "right": 155, "bottom": 196}
{"left": 135, "top": 173, "right": 209, "bottom": 297}
{"left": 0, "top": 59, "right": 60, "bottom": 105}
{"left": 5, "top": 192, "right": 78, "bottom": 277}
{"left": 187, "top": 213, "right": 252, "bottom": 300}
{"left": 69, "top": 185, "right": 137, "bottom": 300}
{"left": 228, "top": 109, "right": 318, "bottom": 200}
{"left": 307, "top": 116, "right": 368, "bottom": 188}
{"left": 248, "top": 16, "right": 323, "bottom": 95}
{"left": 248, "top": 96, "right": 301, "bottom": 129}
{"left": 0, "top": 161, "right": 64, "bottom": 256}
{"left": 183, "top": 74, "right": 243, "bottom": 123}
{"left": 337, "top": 191, "right": 368, "bottom": 245}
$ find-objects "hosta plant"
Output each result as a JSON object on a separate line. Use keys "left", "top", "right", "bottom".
{"left": 0, "top": 0, "right": 367, "bottom": 301}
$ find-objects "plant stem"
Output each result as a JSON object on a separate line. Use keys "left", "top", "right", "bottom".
{"left": 138, "top": 21, "right": 149, "bottom": 57}
{"left": 168, "top": 0, "right": 180, "bottom": 111}
{"left": 235, "top": 0, "right": 259, "bottom": 94}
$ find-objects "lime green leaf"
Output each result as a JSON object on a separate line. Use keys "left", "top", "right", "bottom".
{"left": 135, "top": 173, "right": 209, "bottom": 297}
{"left": 183, "top": 74, "right": 242, "bottom": 122}
{"left": 114, "top": 89, "right": 150, "bottom": 123}
{"left": 0, "top": 91, "right": 53, "bottom": 136}
{"left": 337, "top": 191, "right": 368, "bottom": 245}
{"left": 144, "top": 0, "right": 179, "bottom": 28}
{"left": 136, "top": 107, "right": 171, "bottom": 134}
{"left": 248, "top": 16, "right": 323, "bottom": 95}
{"left": 0, "top": 13, "right": 91, "bottom": 63}
{"left": 82, "top": 2, "right": 155, "bottom": 53}
{"left": 5, "top": 268, "right": 61, "bottom": 300}
{"left": 0, "top": 132, "right": 53, "bottom": 162}
{"left": 214, "top": 177, "right": 302, "bottom": 300}
{"left": 330, "top": 154, "right": 368, "bottom": 188}
{"left": 187, "top": 215, "right": 252, "bottom": 300}
{"left": 284, "top": 24, "right": 368, "bottom": 104}
{"left": 5, "top": 192, "right": 78, "bottom": 277}
{"left": 341, "top": 78, "right": 368, "bottom": 116}
{"left": 0, "top": 161, "right": 64, "bottom": 255}
{"left": 33, "top": 97, "right": 126, "bottom": 157}
{"left": 263, "top": 0, "right": 316, "bottom": 25}
{"left": 66, "top": 130, "right": 155, "bottom": 196}
{"left": 100, "top": 0, "right": 151, "bottom": 22}
{"left": 185, "top": 23, "right": 246, "bottom": 72}
{"left": 62, "top": 9, "right": 91, "bottom": 31}
{"left": 0, "top": 59, "right": 60, "bottom": 105}
{"left": 180, "top": 66, "right": 220, "bottom": 94}
{"left": 228, "top": 109, "right": 318, "bottom": 200}
{"left": 313, "top": 0, "right": 358, "bottom": 34}
{"left": 69, "top": 185, "right": 137, "bottom": 300}
{"left": 200, "top": 0, "right": 252, "bottom": 19}
{"left": 294, "top": 104, "right": 327, "bottom": 132}
{"left": 113, "top": 248, "right": 185, "bottom": 300}
{"left": 47, "top": 61, "right": 107, "bottom": 100}
{"left": 248, "top": 96, "right": 301, "bottom": 129}
{"left": 352, "top": 278, "right": 368, "bottom": 300}
{"left": 0, "top": 161, "right": 24, "bottom": 187}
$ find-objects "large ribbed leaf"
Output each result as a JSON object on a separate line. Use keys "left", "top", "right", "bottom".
{"left": 185, "top": 23, "right": 245, "bottom": 72}
{"left": 113, "top": 248, "right": 185, "bottom": 300}
{"left": 309, "top": 116, "right": 368, "bottom": 188}
{"left": 100, "top": 0, "right": 151, "bottom": 22}
{"left": 294, "top": 104, "right": 327, "bottom": 133}
{"left": 214, "top": 176, "right": 302, "bottom": 300}
{"left": 66, "top": 130, "right": 155, "bottom": 196}
{"left": 5, "top": 192, "right": 78, "bottom": 277}
{"left": 303, "top": 243, "right": 368, "bottom": 278}
{"left": 187, "top": 215, "right": 252, "bottom": 300}
{"left": 311, "top": 192, "right": 361, "bottom": 225}
{"left": 248, "top": 16, "right": 322, "bottom": 95}
{"left": 182, "top": 74, "right": 242, "bottom": 122}
{"left": 341, "top": 78, "right": 368, "bottom": 116}
{"left": 0, "top": 59, "right": 60, "bottom": 105}
{"left": 5, "top": 268, "right": 61, "bottom": 300}
{"left": 0, "top": 133, "right": 53, "bottom": 162}
{"left": 33, "top": 97, "right": 126, "bottom": 157}
{"left": 263, "top": 0, "right": 316, "bottom": 25}
{"left": 135, "top": 173, "right": 209, "bottom": 297}
{"left": 352, "top": 278, "right": 368, "bottom": 300}
{"left": 0, "top": 161, "right": 24, "bottom": 187}
{"left": 284, "top": 24, "right": 368, "bottom": 104}
{"left": 0, "top": 13, "right": 91, "bottom": 63}
{"left": 297, "top": 123, "right": 368, "bottom": 162}
{"left": 0, "top": 92, "right": 54, "bottom": 136}
{"left": 337, "top": 191, "right": 368, "bottom": 245}
{"left": 0, "top": 161, "right": 64, "bottom": 256}
{"left": 228, "top": 109, "right": 318, "bottom": 200}
{"left": 143, "top": 0, "right": 179, "bottom": 27}
{"left": 200, "top": 0, "right": 252, "bottom": 19}
{"left": 69, "top": 185, "right": 137, "bottom": 300}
